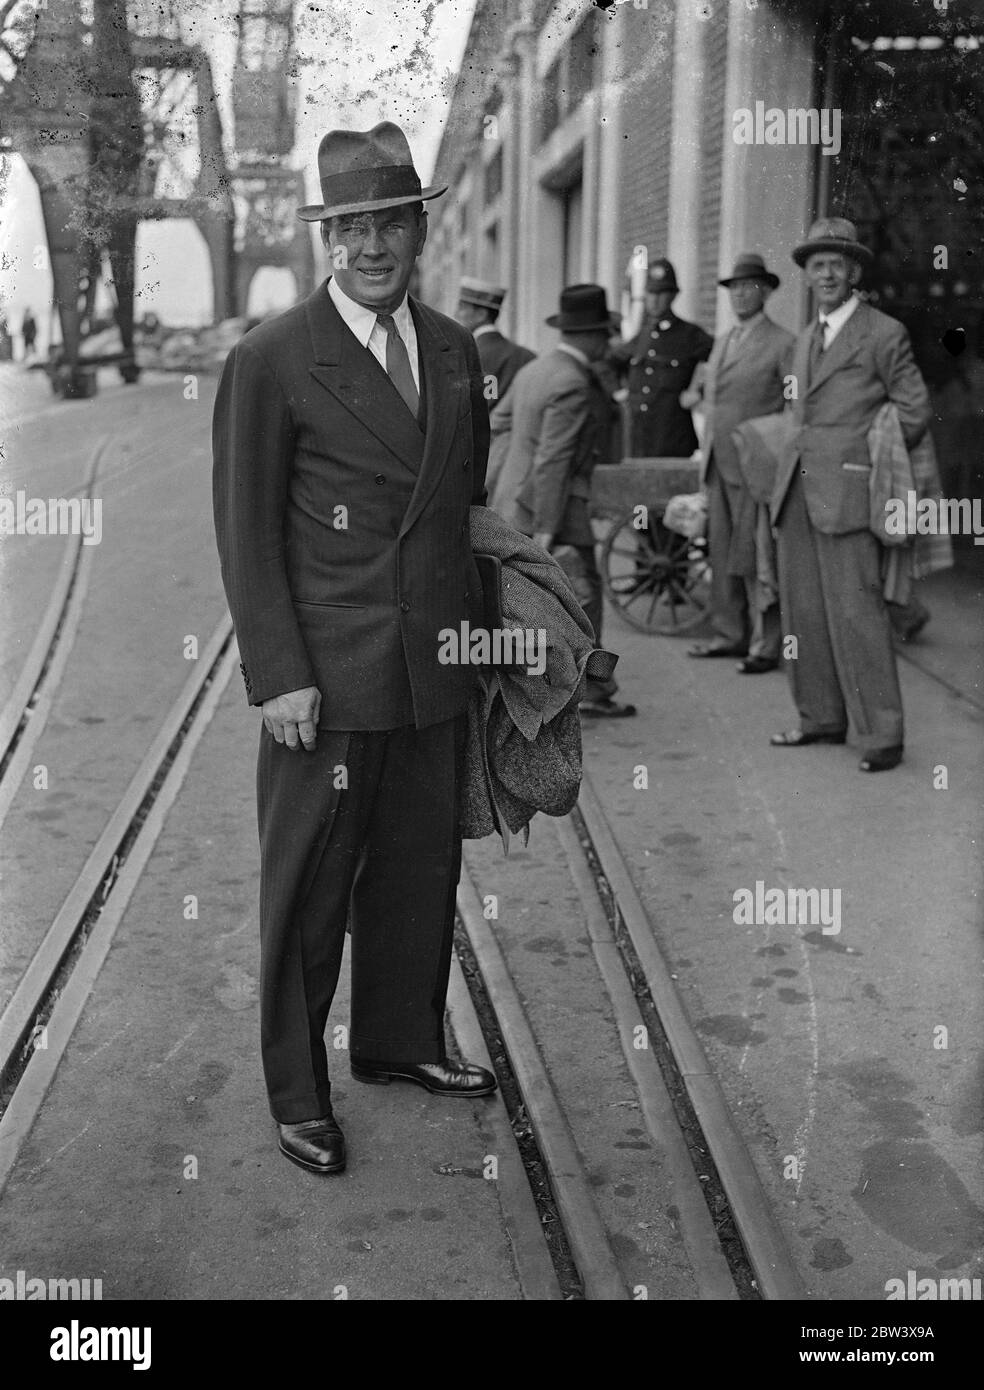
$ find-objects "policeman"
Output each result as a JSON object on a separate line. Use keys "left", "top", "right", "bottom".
{"left": 610, "top": 257, "right": 713, "bottom": 457}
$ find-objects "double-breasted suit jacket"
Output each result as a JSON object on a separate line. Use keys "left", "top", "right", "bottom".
{"left": 772, "top": 299, "right": 930, "bottom": 533}
{"left": 212, "top": 280, "right": 490, "bottom": 731}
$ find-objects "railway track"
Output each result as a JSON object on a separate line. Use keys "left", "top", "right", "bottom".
{"left": 0, "top": 419, "right": 975, "bottom": 1299}
{"left": 0, "top": 450, "right": 807, "bottom": 1299}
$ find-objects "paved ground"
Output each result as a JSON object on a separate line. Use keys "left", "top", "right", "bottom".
{"left": 0, "top": 367, "right": 981, "bottom": 1301}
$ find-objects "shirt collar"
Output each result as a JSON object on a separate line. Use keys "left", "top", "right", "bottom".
{"left": 818, "top": 294, "right": 859, "bottom": 332}
{"left": 473, "top": 324, "right": 498, "bottom": 339}
{"left": 328, "top": 276, "right": 411, "bottom": 347}
{"left": 556, "top": 341, "right": 589, "bottom": 366}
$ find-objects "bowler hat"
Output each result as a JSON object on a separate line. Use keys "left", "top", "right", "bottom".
{"left": 792, "top": 217, "right": 873, "bottom": 269}
{"left": 646, "top": 257, "right": 679, "bottom": 294}
{"left": 719, "top": 252, "right": 780, "bottom": 289}
{"left": 297, "top": 121, "right": 447, "bottom": 222}
{"left": 546, "top": 284, "right": 617, "bottom": 332}
{"left": 458, "top": 277, "right": 506, "bottom": 311}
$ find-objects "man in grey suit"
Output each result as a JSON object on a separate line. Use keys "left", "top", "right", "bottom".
{"left": 686, "top": 254, "right": 794, "bottom": 672}
{"left": 770, "top": 218, "right": 932, "bottom": 773}
{"left": 502, "top": 283, "right": 634, "bottom": 718}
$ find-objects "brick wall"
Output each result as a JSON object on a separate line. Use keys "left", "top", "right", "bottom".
{"left": 616, "top": 1, "right": 675, "bottom": 286}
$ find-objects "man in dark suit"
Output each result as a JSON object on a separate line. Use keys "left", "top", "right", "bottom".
{"left": 686, "top": 254, "right": 794, "bottom": 672}
{"left": 212, "top": 122, "right": 496, "bottom": 1177}
{"left": 501, "top": 284, "right": 635, "bottom": 719}
{"left": 456, "top": 277, "right": 534, "bottom": 405}
{"left": 456, "top": 277, "right": 535, "bottom": 498}
{"left": 770, "top": 218, "right": 932, "bottom": 773}
{"left": 609, "top": 257, "right": 713, "bottom": 457}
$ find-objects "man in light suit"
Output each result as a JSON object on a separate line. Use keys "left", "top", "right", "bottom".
{"left": 502, "top": 284, "right": 634, "bottom": 718}
{"left": 770, "top": 218, "right": 932, "bottom": 773}
{"left": 686, "top": 254, "right": 794, "bottom": 672}
{"left": 212, "top": 123, "right": 496, "bottom": 1177}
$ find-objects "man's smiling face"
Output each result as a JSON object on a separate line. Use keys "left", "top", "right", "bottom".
{"left": 325, "top": 204, "right": 427, "bottom": 313}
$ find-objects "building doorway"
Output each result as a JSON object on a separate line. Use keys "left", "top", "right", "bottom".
{"left": 821, "top": 9, "right": 984, "bottom": 507}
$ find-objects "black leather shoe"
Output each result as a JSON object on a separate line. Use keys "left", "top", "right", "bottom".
{"left": 688, "top": 642, "right": 748, "bottom": 658}
{"left": 859, "top": 745, "right": 903, "bottom": 772}
{"left": 580, "top": 697, "right": 637, "bottom": 718}
{"left": 278, "top": 1113, "right": 346, "bottom": 1174}
{"left": 770, "top": 728, "right": 847, "bottom": 747}
{"left": 737, "top": 656, "right": 779, "bottom": 674}
{"left": 351, "top": 1057, "right": 497, "bottom": 1097}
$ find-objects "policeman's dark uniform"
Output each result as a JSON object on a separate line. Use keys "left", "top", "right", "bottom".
{"left": 610, "top": 259, "right": 713, "bottom": 456}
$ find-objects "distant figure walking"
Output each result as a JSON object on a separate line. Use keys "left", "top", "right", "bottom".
{"left": 21, "top": 308, "right": 38, "bottom": 363}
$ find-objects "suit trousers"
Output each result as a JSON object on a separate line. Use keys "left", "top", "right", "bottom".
{"left": 775, "top": 475, "right": 903, "bottom": 753}
{"left": 256, "top": 716, "right": 466, "bottom": 1123}
{"left": 707, "top": 466, "right": 780, "bottom": 660}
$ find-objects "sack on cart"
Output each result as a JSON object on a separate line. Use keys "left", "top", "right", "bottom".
{"left": 662, "top": 491, "right": 707, "bottom": 539}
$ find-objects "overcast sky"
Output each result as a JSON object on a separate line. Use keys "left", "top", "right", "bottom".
{"left": 0, "top": 0, "right": 477, "bottom": 336}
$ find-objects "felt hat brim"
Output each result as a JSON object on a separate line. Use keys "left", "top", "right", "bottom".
{"left": 719, "top": 271, "right": 780, "bottom": 289}
{"left": 297, "top": 184, "right": 447, "bottom": 223}
{"left": 792, "top": 237, "right": 873, "bottom": 268}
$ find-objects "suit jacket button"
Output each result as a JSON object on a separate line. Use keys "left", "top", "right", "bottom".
{"left": 401, "top": 600, "right": 411, "bottom": 612}
{"left": 374, "top": 473, "right": 385, "bottom": 485}
{"left": 462, "top": 458, "right": 470, "bottom": 469}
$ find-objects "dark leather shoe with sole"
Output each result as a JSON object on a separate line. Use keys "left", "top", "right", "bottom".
{"left": 770, "top": 728, "right": 847, "bottom": 747}
{"left": 859, "top": 745, "right": 903, "bottom": 772}
{"left": 737, "top": 656, "right": 779, "bottom": 674}
{"left": 351, "top": 1057, "right": 497, "bottom": 1097}
{"left": 688, "top": 642, "right": 748, "bottom": 658}
{"left": 278, "top": 1114, "right": 346, "bottom": 1174}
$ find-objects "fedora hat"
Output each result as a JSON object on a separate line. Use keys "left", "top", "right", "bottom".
{"left": 646, "top": 257, "right": 679, "bottom": 294}
{"left": 719, "top": 252, "right": 780, "bottom": 289}
{"left": 458, "top": 277, "right": 506, "bottom": 312}
{"left": 546, "top": 283, "right": 617, "bottom": 333}
{"left": 792, "top": 217, "right": 873, "bottom": 269}
{"left": 297, "top": 121, "right": 447, "bottom": 222}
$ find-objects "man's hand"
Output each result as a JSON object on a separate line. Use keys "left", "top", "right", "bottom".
{"left": 262, "top": 686, "right": 321, "bottom": 751}
{"left": 533, "top": 532, "right": 554, "bottom": 554}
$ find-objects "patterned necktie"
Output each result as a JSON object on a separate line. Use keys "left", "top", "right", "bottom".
{"left": 376, "top": 313, "right": 420, "bottom": 418}
{"left": 808, "top": 317, "right": 827, "bottom": 380}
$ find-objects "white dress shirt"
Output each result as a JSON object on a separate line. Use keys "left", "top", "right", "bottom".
{"left": 328, "top": 276, "right": 420, "bottom": 391}
{"left": 817, "top": 293, "right": 859, "bottom": 348}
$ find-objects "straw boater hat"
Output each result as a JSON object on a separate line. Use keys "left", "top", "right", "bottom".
{"left": 297, "top": 121, "right": 447, "bottom": 222}
{"left": 792, "top": 217, "right": 874, "bottom": 269}
{"left": 546, "top": 284, "right": 619, "bottom": 333}
{"left": 457, "top": 277, "right": 506, "bottom": 312}
{"left": 719, "top": 252, "right": 780, "bottom": 290}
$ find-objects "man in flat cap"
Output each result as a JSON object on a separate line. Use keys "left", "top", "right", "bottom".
{"left": 770, "top": 218, "right": 931, "bottom": 772}
{"left": 609, "top": 256, "right": 713, "bottom": 458}
{"left": 502, "top": 284, "right": 635, "bottom": 718}
{"left": 456, "top": 277, "right": 534, "bottom": 499}
{"left": 212, "top": 121, "right": 496, "bottom": 1176}
{"left": 686, "top": 254, "right": 794, "bottom": 671}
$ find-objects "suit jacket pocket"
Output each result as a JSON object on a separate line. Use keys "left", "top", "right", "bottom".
{"left": 293, "top": 599, "right": 368, "bottom": 609}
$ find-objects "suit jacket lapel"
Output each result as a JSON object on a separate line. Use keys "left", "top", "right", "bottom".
{"left": 807, "top": 302, "right": 867, "bottom": 395}
{"left": 305, "top": 282, "right": 425, "bottom": 474}
{"left": 399, "top": 298, "right": 460, "bottom": 537}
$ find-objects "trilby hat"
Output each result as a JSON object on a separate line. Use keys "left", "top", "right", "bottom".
{"left": 719, "top": 252, "right": 780, "bottom": 289}
{"left": 297, "top": 121, "right": 447, "bottom": 222}
{"left": 792, "top": 217, "right": 873, "bottom": 268}
{"left": 546, "top": 283, "right": 618, "bottom": 333}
